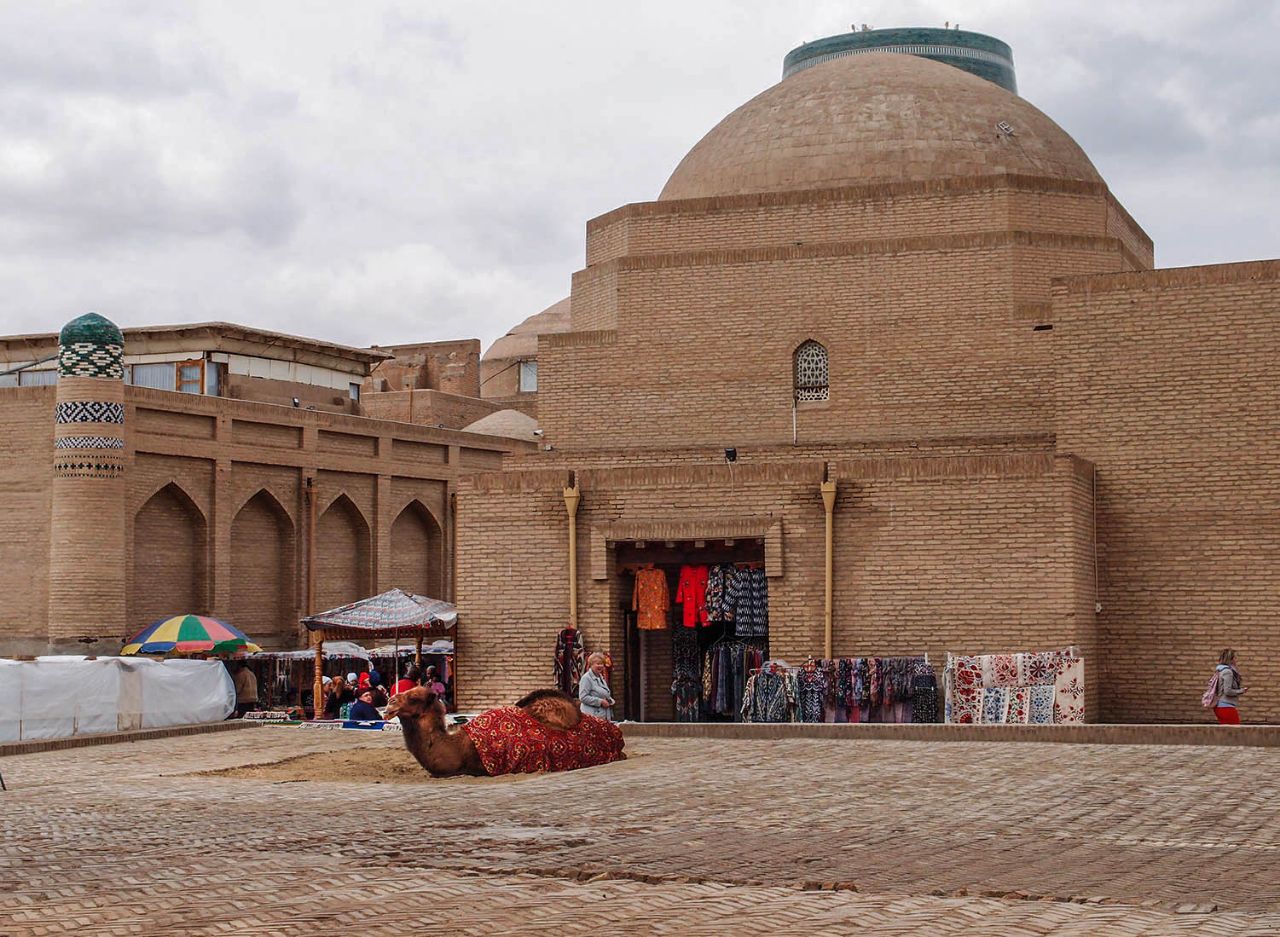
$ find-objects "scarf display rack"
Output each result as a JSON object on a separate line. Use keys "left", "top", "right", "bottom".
{"left": 740, "top": 654, "right": 938, "bottom": 724}
{"left": 943, "top": 646, "right": 1085, "bottom": 725}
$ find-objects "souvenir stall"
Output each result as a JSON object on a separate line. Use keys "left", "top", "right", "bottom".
{"left": 370, "top": 638, "right": 455, "bottom": 708}
{"left": 740, "top": 655, "right": 939, "bottom": 724}
{"left": 301, "top": 588, "right": 457, "bottom": 718}
{"left": 944, "top": 647, "right": 1085, "bottom": 724}
{"left": 244, "top": 641, "right": 372, "bottom": 712}
{"left": 617, "top": 538, "right": 769, "bottom": 722}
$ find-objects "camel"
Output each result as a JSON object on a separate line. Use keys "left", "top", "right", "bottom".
{"left": 385, "top": 686, "right": 624, "bottom": 778}
{"left": 385, "top": 687, "right": 485, "bottom": 777}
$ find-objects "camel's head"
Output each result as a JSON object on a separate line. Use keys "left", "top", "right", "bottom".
{"left": 385, "top": 686, "right": 444, "bottom": 722}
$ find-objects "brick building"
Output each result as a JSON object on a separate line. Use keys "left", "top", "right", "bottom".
{"left": 455, "top": 30, "right": 1280, "bottom": 723}
{"left": 2, "top": 28, "right": 1274, "bottom": 725}
{"left": 0, "top": 318, "right": 529, "bottom": 657}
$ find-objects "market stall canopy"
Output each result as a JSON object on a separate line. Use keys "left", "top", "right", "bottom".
{"left": 370, "top": 639, "right": 454, "bottom": 656}
{"left": 301, "top": 589, "right": 457, "bottom": 641}
{"left": 122, "top": 615, "right": 261, "bottom": 656}
{"left": 247, "top": 641, "right": 372, "bottom": 662}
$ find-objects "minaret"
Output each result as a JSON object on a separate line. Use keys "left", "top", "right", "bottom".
{"left": 47, "top": 313, "right": 128, "bottom": 649}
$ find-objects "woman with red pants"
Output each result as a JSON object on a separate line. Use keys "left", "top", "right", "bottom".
{"left": 1213, "top": 649, "right": 1247, "bottom": 724}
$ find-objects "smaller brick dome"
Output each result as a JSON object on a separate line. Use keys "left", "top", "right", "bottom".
{"left": 659, "top": 52, "right": 1101, "bottom": 201}
{"left": 59, "top": 312, "right": 123, "bottom": 348}
{"left": 482, "top": 297, "right": 571, "bottom": 364}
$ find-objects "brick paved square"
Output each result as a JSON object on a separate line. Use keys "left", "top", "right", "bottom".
{"left": 2, "top": 728, "right": 1279, "bottom": 935}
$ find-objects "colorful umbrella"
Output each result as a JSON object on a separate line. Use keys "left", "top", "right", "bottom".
{"left": 121, "top": 615, "right": 262, "bottom": 656}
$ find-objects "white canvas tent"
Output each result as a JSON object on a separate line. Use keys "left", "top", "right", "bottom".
{"left": 0, "top": 657, "right": 234, "bottom": 743}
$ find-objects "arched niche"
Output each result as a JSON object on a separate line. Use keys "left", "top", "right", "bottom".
{"left": 390, "top": 500, "right": 445, "bottom": 599}
{"left": 231, "top": 490, "right": 297, "bottom": 648}
{"left": 315, "top": 493, "right": 371, "bottom": 613}
{"left": 130, "top": 482, "right": 208, "bottom": 630}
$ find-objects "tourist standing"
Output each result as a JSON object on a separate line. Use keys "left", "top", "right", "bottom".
{"left": 578, "top": 652, "right": 615, "bottom": 721}
{"left": 232, "top": 664, "right": 258, "bottom": 717}
{"left": 1213, "top": 649, "right": 1247, "bottom": 724}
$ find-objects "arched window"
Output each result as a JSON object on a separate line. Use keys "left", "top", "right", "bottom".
{"left": 793, "top": 340, "right": 829, "bottom": 401}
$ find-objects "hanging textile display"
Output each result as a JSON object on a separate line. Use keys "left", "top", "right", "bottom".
{"left": 740, "top": 655, "right": 936, "bottom": 724}
{"left": 675, "top": 564, "right": 710, "bottom": 628}
{"left": 633, "top": 566, "right": 671, "bottom": 630}
{"left": 704, "top": 564, "right": 736, "bottom": 622}
{"left": 910, "top": 660, "right": 939, "bottom": 724}
{"left": 670, "top": 626, "right": 702, "bottom": 721}
{"left": 730, "top": 566, "right": 769, "bottom": 638}
{"left": 553, "top": 627, "right": 585, "bottom": 698}
{"left": 701, "top": 638, "right": 766, "bottom": 719}
{"left": 944, "top": 647, "right": 1085, "bottom": 725}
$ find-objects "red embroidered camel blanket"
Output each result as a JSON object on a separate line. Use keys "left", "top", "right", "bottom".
{"left": 461, "top": 706, "right": 625, "bottom": 776}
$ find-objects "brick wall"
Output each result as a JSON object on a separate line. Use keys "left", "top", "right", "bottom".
{"left": 366, "top": 338, "right": 481, "bottom": 396}
{"left": 585, "top": 176, "right": 1150, "bottom": 267}
{"left": 1055, "top": 259, "right": 1280, "bottom": 723}
{"left": 0, "top": 388, "right": 53, "bottom": 655}
{"left": 543, "top": 233, "right": 1131, "bottom": 451}
{"left": 358, "top": 389, "right": 502, "bottom": 430}
{"left": 455, "top": 453, "right": 1094, "bottom": 715}
{"left": 0, "top": 383, "right": 518, "bottom": 656}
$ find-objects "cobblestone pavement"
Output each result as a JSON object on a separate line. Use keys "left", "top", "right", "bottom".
{"left": 2, "top": 728, "right": 1280, "bottom": 935}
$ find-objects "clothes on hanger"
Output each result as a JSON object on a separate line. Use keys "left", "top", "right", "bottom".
{"left": 704, "top": 564, "right": 737, "bottom": 622}
{"left": 553, "top": 627, "right": 585, "bottom": 697}
{"left": 671, "top": 626, "right": 702, "bottom": 721}
{"left": 633, "top": 566, "right": 670, "bottom": 630}
{"left": 675, "top": 564, "right": 710, "bottom": 628}
{"left": 730, "top": 566, "right": 769, "bottom": 637}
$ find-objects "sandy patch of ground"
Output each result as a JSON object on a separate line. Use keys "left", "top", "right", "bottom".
{"left": 202, "top": 746, "right": 526, "bottom": 784}
{"left": 202, "top": 744, "right": 644, "bottom": 784}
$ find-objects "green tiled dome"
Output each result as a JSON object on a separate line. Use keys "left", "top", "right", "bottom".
{"left": 59, "top": 313, "right": 123, "bottom": 347}
{"left": 58, "top": 313, "right": 124, "bottom": 380}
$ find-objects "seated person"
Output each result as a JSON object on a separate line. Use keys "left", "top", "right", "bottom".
{"left": 392, "top": 664, "right": 420, "bottom": 696}
{"left": 323, "top": 676, "right": 355, "bottom": 719}
{"left": 348, "top": 689, "right": 382, "bottom": 721}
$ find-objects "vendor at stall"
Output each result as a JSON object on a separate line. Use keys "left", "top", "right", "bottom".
{"left": 348, "top": 689, "right": 381, "bottom": 721}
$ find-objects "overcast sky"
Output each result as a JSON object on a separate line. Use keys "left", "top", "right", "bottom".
{"left": 1, "top": 1, "right": 1276, "bottom": 352}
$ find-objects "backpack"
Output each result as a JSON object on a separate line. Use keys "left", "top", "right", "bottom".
{"left": 1201, "top": 671, "right": 1221, "bottom": 709}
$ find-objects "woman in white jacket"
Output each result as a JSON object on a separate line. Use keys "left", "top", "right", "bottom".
{"left": 578, "top": 652, "right": 615, "bottom": 721}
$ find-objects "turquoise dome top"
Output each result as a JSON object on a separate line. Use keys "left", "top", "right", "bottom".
{"left": 58, "top": 313, "right": 124, "bottom": 379}
{"left": 59, "top": 313, "right": 124, "bottom": 348}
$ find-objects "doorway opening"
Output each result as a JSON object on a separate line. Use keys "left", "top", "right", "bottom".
{"left": 616, "top": 538, "right": 768, "bottom": 722}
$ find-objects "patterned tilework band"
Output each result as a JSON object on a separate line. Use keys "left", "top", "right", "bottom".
{"left": 54, "top": 435, "right": 125, "bottom": 450}
{"left": 55, "top": 401, "right": 125, "bottom": 425}
{"left": 54, "top": 459, "right": 125, "bottom": 479}
{"left": 58, "top": 342, "right": 125, "bottom": 380}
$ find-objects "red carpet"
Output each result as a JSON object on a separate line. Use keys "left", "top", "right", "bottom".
{"left": 461, "top": 706, "right": 626, "bottom": 776}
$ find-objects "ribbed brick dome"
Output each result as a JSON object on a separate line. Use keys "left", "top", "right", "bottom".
{"left": 659, "top": 52, "right": 1101, "bottom": 201}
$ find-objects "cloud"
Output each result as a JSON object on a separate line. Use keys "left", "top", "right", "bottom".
{"left": 0, "top": 1, "right": 1275, "bottom": 348}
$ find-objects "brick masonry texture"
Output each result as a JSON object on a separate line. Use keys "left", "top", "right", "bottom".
{"left": 3, "top": 730, "right": 1280, "bottom": 933}
{"left": 0, "top": 383, "right": 525, "bottom": 654}
{"left": 1055, "top": 260, "right": 1280, "bottom": 723}
{"left": 457, "top": 160, "right": 1279, "bottom": 729}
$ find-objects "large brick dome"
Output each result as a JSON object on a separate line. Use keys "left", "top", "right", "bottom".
{"left": 659, "top": 52, "right": 1101, "bottom": 201}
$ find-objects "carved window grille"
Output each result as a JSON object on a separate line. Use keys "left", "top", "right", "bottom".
{"left": 793, "top": 340, "right": 829, "bottom": 401}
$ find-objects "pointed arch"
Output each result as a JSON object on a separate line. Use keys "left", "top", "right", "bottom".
{"left": 794, "top": 339, "right": 829, "bottom": 401}
{"left": 130, "top": 482, "right": 208, "bottom": 629}
{"left": 231, "top": 489, "right": 297, "bottom": 648}
{"left": 390, "top": 499, "right": 445, "bottom": 599}
{"left": 315, "top": 493, "right": 372, "bottom": 613}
